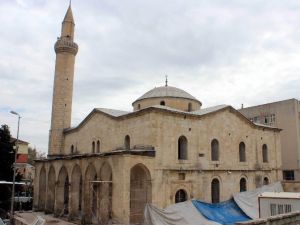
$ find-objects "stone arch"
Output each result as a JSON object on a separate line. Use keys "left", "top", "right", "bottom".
{"left": 70, "top": 164, "right": 82, "bottom": 219}
{"left": 175, "top": 189, "right": 188, "bottom": 203}
{"left": 211, "top": 178, "right": 220, "bottom": 203}
{"left": 178, "top": 136, "right": 188, "bottom": 160}
{"left": 130, "top": 163, "right": 152, "bottom": 224}
{"left": 55, "top": 166, "right": 69, "bottom": 216}
{"left": 83, "top": 164, "right": 97, "bottom": 223}
{"left": 98, "top": 162, "right": 113, "bottom": 224}
{"left": 38, "top": 167, "right": 46, "bottom": 210}
{"left": 46, "top": 165, "right": 55, "bottom": 213}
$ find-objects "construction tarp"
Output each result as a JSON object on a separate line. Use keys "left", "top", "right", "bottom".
{"left": 144, "top": 201, "right": 221, "bottom": 225}
{"left": 233, "top": 182, "right": 283, "bottom": 219}
{"left": 192, "top": 199, "right": 250, "bottom": 225}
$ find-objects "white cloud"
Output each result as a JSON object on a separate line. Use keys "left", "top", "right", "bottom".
{"left": 1, "top": 0, "right": 300, "bottom": 153}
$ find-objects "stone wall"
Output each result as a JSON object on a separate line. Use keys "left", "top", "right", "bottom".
{"left": 282, "top": 181, "right": 300, "bottom": 192}
{"left": 235, "top": 211, "right": 300, "bottom": 225}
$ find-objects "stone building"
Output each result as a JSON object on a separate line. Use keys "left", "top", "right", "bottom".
{"left": 34, "top": 5, "right": 283, "bottom": 225}
{"left": 239, "top": 99, "right": 300, "bottom": 181}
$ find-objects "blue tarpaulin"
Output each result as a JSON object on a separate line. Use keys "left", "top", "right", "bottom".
{"left": 192, "top": 199, "right": 250, "bottom": 225}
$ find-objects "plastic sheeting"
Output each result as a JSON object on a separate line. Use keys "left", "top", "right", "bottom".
{"left": 192, "top": 199, "right": 250, "bottom": 225}
{"left": 144, "top": 201, "right": 221, "bottom": 225}
{"left": 233, "top": 182, "right": 283, "bottom": 219}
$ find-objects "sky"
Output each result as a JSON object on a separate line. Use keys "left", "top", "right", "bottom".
{"left": 1, "top": 0, "right": 300, "bottom": 154}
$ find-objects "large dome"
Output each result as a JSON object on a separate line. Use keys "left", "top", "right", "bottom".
{"left": 133, "top": 86, "right": 200, "bottom": 103}
{"left": 132, "top": 85, "right": 202, "bottom": 111}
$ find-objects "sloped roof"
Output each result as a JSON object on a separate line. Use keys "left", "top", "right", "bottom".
{"left": 95, "top": 108, "right": 130, "bottom": 117}
{"left": 133, "top": 85, "right": 201, "bottom": 104}
{"left": 65, "top": 104, "right": 280, "bottom": 134}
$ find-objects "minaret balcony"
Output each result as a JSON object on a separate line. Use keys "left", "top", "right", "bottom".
{"left": 54, "top": 37, "right": 78, "bottom": 55}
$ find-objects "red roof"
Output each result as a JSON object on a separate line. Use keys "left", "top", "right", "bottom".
{"left": 16, "top": 154, "right": 28, "bottom": 163}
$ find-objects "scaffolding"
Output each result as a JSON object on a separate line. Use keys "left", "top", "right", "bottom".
{"left": 129, "top": 179, "right": 152, "bottom": 225}
{"left": 90, "top": 180, "right": 113, "bottom": 225}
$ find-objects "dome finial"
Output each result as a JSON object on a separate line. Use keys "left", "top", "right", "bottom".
{"left": 165, "top": 74, "right": 168, "bottom": 87}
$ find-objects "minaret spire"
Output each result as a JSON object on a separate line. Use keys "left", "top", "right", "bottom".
{"left": 165, "top": 75, "right": 168, "bottom": 87}
{"left": 49, "top": 4, "right": 78, "bottom": 156}
{"left": 61, "top": 4, "right": 75, "bottom": 40}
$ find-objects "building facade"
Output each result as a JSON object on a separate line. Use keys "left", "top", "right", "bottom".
{"left": 240, "top": 99, "right": 300, "bottom": 181}
{"left": 34, "top": 5, "right": 283, "bottom": 225}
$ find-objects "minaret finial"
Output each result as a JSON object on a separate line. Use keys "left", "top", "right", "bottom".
{"left": 165, "top": 75, "right": 168, "bottom": 87}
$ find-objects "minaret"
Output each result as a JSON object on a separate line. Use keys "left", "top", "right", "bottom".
{"left": 48, "top": 4, "right": 78, "bottom": 156}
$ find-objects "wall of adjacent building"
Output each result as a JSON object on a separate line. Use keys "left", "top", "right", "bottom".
{"left": 239, "top": 99, "right": 300, "bottom": 180}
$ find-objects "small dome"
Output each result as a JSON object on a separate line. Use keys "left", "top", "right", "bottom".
{"left": 133, "top": 86, "right": 200, "bottom": 104}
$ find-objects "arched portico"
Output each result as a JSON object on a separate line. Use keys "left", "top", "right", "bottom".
{"left": 130, "top": 163, "right": 152, "bottom": 224}
{"left": 83, "top": 164, "right": 97, "bottom": 223}
{"left": 70, "top": 164, "right": 82, "bottom": 219}
{"left": 98, "top": 162, "right": 113, "bottom": 224}
{"left": 55, "top": 166, "right": 69, "bottom": 216}
{"left": 46, "top": 166, "right": 55, "bottom": 213}
{"left": 38, "top": 167, "right": 46, "bottom": 210}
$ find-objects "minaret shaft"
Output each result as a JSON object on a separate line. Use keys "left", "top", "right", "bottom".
{"left": 48, "top": 6, "right": 78, "bottom": 156}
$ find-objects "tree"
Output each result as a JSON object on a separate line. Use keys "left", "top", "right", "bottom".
{"left": 0, "top": 124, "right": 15, "bottom": 214}
{"left": 27, "top": 147, "right": 37, "bottom": 165}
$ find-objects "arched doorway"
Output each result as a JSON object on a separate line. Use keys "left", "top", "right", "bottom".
{"left": 175, "top": 189, "right": 187, "bottom": 203}
{"left": 46, "top": 166, "right": 55, "bottom": 213}
{"left": 211, "top": 178, "right": 220, "bottom": 203}
{"left": 38, "top": 167, "right": 46, "bottom": 210}
{"left": 70, "top": 165, "right": 82, "bottom": 218}
{"left": 263, "top": 177, "right": 269, "bottom": 185}
{"left": 84, "top": 164, "right": 97, "bottom": 223}
{"left": 240, "top": 178, "right": 247, "bottom": 192}
{"left": 99, "top": 162, "right": 113, "bottom": 224}
{"left": 130, "top": 164, "right": 152, "bottom": 224}
{"left": 55, "top": 166, "right": 69, "bottom": 216}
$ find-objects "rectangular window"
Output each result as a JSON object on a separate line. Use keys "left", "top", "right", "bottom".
{"left": 278, "top": 204, "right": 284, "bottom": 214}
{"left": 270, "top": 203, "right": 277, "bottom": 216}
{"left": 285, "top": 204, "right": 292, "bottom": 213}
{"left": 283, "top": 170, "right": 295, "bottom": 180}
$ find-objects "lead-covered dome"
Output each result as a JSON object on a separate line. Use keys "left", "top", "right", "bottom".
{"left": 132, "top": 85, "right": 202, "bottom": 112}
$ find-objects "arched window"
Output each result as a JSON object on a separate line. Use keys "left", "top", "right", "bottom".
{"left": 160, "top": 101, "right": 165, "bottom": 106}
{"left": 137, "top": 104, "right": 141, "bottom": 110}
{"left": 178, "top": 136, "right": 187, "bottom": 160}
{"left": 262, "top": 144, "right": 268, "bottom": 162}
{"left": 92, "top": 141, "right": 95, "bottom": 153}
{"left": 125, "top": 135, "right": 130, "bottom": 150}
{"left": 211, "top": 139, "right": 219, "bottom": 161}
{"left": 70, "top": 145, "right": 74, "bottom": 154}
{"left": 188, "top": 103, "right": 192, "bottom": 112}
{"left": 175, "top": 189, "right": 187, "bottom": 203}
{"left": 97, "top": 140, "right": 100, "bottom": 153}
{"left": 240, "top": 178, "right": 247, "bottom": 192}
{"left": 263, "top": 177, "right": 269, "bottom": 185}
{"left": 211, "top": 178, "right": 220, "bottom": 203}
{"left": 239, "top": 142, "right": 246, "bottom": 162}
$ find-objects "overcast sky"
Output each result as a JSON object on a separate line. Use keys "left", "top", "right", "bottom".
{"left": 1, "top": 0, "right": 300, "bottom": 153}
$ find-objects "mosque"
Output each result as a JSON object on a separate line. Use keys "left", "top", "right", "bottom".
{"left": 33, "top": 4, "right": 282, "bottom": 225}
